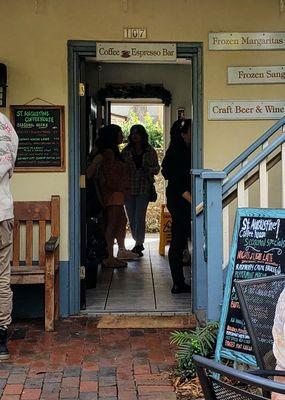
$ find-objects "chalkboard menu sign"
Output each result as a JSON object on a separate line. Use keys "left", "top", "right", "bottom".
{"left": 10, "top": 105, "right": 65, "bottom": 171}
{"left": 215, "top": 208, "right": 285, "bottom": 366}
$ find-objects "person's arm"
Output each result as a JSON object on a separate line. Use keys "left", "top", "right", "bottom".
{"left": 182, "top": 191, "right": 192, "bottom": 203}
{"left": 161, "top": 148, "right": 174, "bottom": 180}
{"left": 273, "top": 289, "right": 285, "bottom": 371}
{"left": 86, "top": 154, "right": 103, "bottom": 179}
{"left": 144, "top": 147, "right": 160, "bottom": 176}
{"left": 0, "top": 113, "right": 18, "bottom": 181}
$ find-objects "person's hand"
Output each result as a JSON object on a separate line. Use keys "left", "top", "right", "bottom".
{"left": 182, "top": 191, "right": 192, "bottom": 203}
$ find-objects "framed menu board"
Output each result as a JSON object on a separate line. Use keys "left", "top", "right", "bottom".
{"left": 10, "top": 105, "right": 65, "bottom": 171}
{"left": 215, "top": 208, "right": 285, "bottom": 366}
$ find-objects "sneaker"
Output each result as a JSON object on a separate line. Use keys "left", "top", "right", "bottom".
{"left": 117, "top": 248, "right": 139, "bottom": 260}
{"left": 0, "top": 326, "right": 9, "bottom": 361}
{"left": 131, "top": 244, "right": 144, "bottom": 257}
{"left": 132, "top": 244, "right": 144, "bottom": 252}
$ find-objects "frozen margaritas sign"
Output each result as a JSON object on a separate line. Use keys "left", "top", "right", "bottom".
{"left": 208, "top": 100, "right": 285, "bottom": 120}
{"left": 96, "top": 42, "right": 176, "bottom": 62}
{"left": 209, "top": 32, "right": 285, "bottom": 50}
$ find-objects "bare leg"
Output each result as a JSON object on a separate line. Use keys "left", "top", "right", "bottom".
{"left": 104, "top": 206, "right": 116, "bottom": 262}
{"left": 116, "top": 206, "right": 127, "bottom": 249}
{"left": 104, "top": 206, "right": 127, "bottom": 267}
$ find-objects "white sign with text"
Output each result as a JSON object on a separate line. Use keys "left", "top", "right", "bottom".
{"left": 208, "top": 100, "right": 285, "bottom": 120}
{"left": 228, "top": 66, "right": 285, "bottom": 84}
{"left": 96, "top": 42, "right": 176, "bottom": 62}
{"left": 209, "top": 32, "right": 285, "bottom": 50}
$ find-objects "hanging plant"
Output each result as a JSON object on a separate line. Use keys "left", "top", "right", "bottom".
{"left": 96, "top": 84, "right": 172, "bottom": 106}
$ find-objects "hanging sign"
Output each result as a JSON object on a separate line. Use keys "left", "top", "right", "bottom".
{"left": 209, "top": 32, "right": 285, "bottom": 50}
{"left": 96, "top": 42, "right": 176, "bottom": 62}
{"left": 215, "top": 208, "right": 285, "bottom": 366}
{"left": 208, "top": 100, "right": 285, "bottom": 120}
{"left": 228, "top": 66, "right": 285, "bottom": 84}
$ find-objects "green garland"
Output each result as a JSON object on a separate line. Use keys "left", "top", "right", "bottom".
{"left": 97, "top": 84, "right": 172, "bottom": 106}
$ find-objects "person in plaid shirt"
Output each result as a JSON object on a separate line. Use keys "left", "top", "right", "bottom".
{"left": 122, "top": 125, "right": 159, "bottom": 257}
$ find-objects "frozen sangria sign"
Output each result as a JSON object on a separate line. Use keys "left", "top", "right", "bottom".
{"left": 209, "top": 32, "right": 285, "bottom": 50}
{"left": 96, "top": 42, "right": 176, "bottom": 62}
{"left": 208, "top": 100, "right": 285, "bottom": 120}
{"left": 228, "top": 66, "right": 285, "bottom": 84}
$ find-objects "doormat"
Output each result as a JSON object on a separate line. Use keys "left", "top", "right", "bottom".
{"left": 96, "top": 314, "right": 196, "bottom": 329}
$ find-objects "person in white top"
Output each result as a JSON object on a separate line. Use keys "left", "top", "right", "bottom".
{"left": 272, "top": 287, "right": 285, "bottom": 399}
{"left": 0, "top": 112, "right": 18, "bottom": 360}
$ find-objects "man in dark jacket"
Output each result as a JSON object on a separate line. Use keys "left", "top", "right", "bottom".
{"left": 162, "top": 119, "right": 191, "bottom": 294}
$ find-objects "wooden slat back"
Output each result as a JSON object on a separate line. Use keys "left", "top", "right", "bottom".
{"left": 51, "top": 196, "right": 60, "bottom": 237}
{"left": 12, "top": 196, "right": 59, "bottom": 267}
{"left": 39, "top": 220, "right": 46, "bottom": 267}
{"left": 14, "top": 201, "right": 51, "bottom": 221}
{"left": 26, "top": 221, "right": 33, "bottom": 265}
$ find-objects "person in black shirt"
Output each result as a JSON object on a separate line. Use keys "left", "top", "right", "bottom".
{"left": 162, "top": 119, "right": 191, "bottom": 294}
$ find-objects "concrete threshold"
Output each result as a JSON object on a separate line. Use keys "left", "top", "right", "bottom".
{"left": 81, "top": 313, "right": 197, "bottom": 329}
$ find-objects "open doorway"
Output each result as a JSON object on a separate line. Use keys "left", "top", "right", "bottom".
{"left": 67, "top": 41, "right": 203, "bottom": 317}
{"left": 110, "top": 100, "right": 166, "bottom": 239}
{"left": 83, "top": 62, "right": 192, "bottom": 314}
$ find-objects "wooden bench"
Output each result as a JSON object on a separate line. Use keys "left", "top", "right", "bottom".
{"left": 11, "top": 195, "right": 60, "bottom": 331}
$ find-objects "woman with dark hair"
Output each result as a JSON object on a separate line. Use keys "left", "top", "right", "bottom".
{"left": 122, "top": 124, "right": 160, "bottom": 257}
{"left": 161, "top": 119, "right": 191, "bottom": 293}
{"left": 91, "top": 124, "right": 138, "bottom": 268}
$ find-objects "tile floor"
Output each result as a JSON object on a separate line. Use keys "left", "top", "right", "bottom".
{"left": 85, "top": 235, "right": 191, "bottom": 315}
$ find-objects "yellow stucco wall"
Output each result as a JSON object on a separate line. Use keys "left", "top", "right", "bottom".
{"left": 0, "top": 0, "right": 285, "bottom": 260}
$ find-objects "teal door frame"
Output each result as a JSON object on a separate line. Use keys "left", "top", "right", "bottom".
{"left": 67, "top": 40, "right": 203, "bottom": 315}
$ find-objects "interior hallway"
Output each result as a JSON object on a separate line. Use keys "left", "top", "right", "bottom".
{"left": 85, "top": 235, "right": 191, "bottom": 314}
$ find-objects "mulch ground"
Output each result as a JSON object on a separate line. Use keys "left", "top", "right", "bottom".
{"left": 0, "top": 317, "right": 178, "bottom": 399}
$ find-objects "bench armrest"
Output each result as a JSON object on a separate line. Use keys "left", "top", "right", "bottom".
{"left": 45, "top": 236, "right": 60, "bottom": 253}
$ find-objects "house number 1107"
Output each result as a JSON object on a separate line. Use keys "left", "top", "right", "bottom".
{"left": 123, "top": 28, "right": 147, "bottom": 39}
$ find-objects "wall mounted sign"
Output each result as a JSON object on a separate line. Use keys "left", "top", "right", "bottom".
{"left": 96, "top": 42, "right": 176, "bottom": 62}
{"left": 11, "top": 105, "right": 65, "bottom": 171}
{"left": 209, "top": 32, "right": 285, "bottom": 50}
{"left": 208, "top": 100, "right": 285, "bottom": 120}
{"left": 123, "top": 27, "right": 147, "bottom": 39}
{"left": 228, "top": 66, "right": 285, "bottom": 84}
{"left": 215, "top": 208, "right": 285, "bottom": 366}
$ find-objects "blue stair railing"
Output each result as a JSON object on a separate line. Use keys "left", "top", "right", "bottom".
{"left": 192, "top": 115, "right": 285, "bottom": 323}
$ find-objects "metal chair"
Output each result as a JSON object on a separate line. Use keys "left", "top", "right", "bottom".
{"left": 234, "top": 275, "right": 285, "bottom": 374}
{"left": 194, "top": 354, "right": 285, "bottom": 399}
